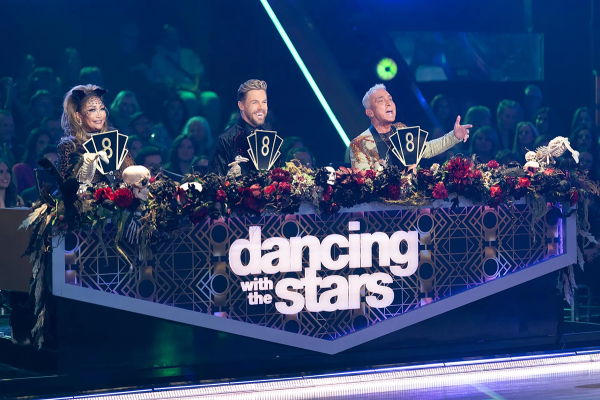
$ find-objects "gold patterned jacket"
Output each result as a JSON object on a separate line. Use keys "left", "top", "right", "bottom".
{"left": 349, "top": 122, "right": 461, "bottom": 170}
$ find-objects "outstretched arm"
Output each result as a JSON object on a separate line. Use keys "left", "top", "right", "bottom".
{"left": 422, "top": 116, "right": 471, "bottom": 159}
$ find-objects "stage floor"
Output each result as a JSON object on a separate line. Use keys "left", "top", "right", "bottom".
{"left": 37, "top": 352, "right": 600, "bottom": 400}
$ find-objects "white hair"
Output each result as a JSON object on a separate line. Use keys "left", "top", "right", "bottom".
{"left": 362, "top": 84, "right": 386, "bottom": 110}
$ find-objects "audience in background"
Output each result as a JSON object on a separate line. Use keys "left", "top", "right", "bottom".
{"left": 134, "top": 146, "right": 163, "bottom": 169}
{"left": 571, "top": 106, "right": 593, "bottom": 132}
{"left": 495, "top": 149, "right": 518, "bottom": 165}
{"left": 0, "top": 158, "right": 18, "bottom": 208}
{"left": 512, "top": 121, "right": 539, "bottom": 164}
{"left": 12, "top": 128, "right": 50, "bottom": 194}
{"left": 535, "top": 107, "right": 558, "bottom": 138}
{"left": 496, "top": 100, "right": 522, "bottom": 150}
{"left": 152, "top": 97, "right": 189, "bottom": 151}
{"left": 523, "top": 84, "right": 543, "bottom": 123}
{"left": 286, "top": 147, "right": 316, "bottom": 169}
{"left": 110, "top": 90, "right": 140, "bottom": 136}
{"left": 163, "top": 134, "right": 199, "bottom": 175}
{"left": 182, "top": 116, "right": 212, "bottom": 156}
{"left": 19, "top": 144, "right": 58, "bottom": 206}
{"left": 41, "top": 116, "right": 62, "bottom": 143}
{"left": 0, "top": 110, "right": 16, "bottom": 165}
{"left": 126, "top": 135, "right": 144, "bottom": 159}
{"left": 430, "top": 94, "right": 456, "bottom": 133}
{"left": 570, "top": 125, "right": 596, "bottom": 153}
{"left": 469, "top": 126, "right": 497, "bottom": 164}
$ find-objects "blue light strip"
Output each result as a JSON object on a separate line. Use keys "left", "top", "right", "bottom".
{"left": 259, "top": 0, "right": 351, "bottom": 147}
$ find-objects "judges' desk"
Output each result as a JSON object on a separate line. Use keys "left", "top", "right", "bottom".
{"left": 0, "top": 208, "right": 33, "bottom": 293}
{"left": 49, "top": 201, "right": 575, "bottom": 375}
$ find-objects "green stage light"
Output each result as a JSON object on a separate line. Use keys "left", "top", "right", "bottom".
{"left": 260, "top": 0, "right": 351, "bottom": 147}
{"left": 376, "top": 58, "right": 398, "bottom": 81}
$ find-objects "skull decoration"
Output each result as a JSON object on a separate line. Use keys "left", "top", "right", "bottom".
{"left": 180, "top": 182, "right": 203, "bottom": 193}
{"left": 325, "top": 166, "right": 336, "bottom": 185}
{"left": 523, "top": 151, "right": 540, "bottom": 173}
{"left": 122, "top": 165, "right": 151, "bottom": 201}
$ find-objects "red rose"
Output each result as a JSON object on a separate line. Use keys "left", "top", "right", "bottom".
{"left": 278, "top": 182, "right": 292, "bottom": 194}
{"left": 150, "top": 176, "right": 156, "bottom": 183}
{"left": 113, "top": 187, "right": 134, "bottom": 208}
{"left": 487, "top": 160, "right": 500, "bottom": 169}
{"left": 472, "top": 169, "right": 482, "bottom": 179}
{"left": 490, "top": 184, "right": 502, "bottom": 198}
{"left": 518, "top": 177, "right": 531, "bottom": 188}
{"left": 216, "top": 189, "right": 227, "bottom": 203}
{"left": 544, "top": 168, "right": 554, "bottom": 175}
{"left": 570, "top": 190, "right": 579, "bottom": 206}
{"left": 94, "top": 187, "right": 114, "bottom": 202}
{"left": 387, "top": 184, "right": 400, "bottom": 200}
{"left": 365, "top": 169, "right": 377, "bottom": 179}
{"left": 270, "top": 168, "right": 290, "bottom": 182}
{"left": 355, "top": 177, "right": 365, "bottom": 185}
{"left": 264, "top": 184, "right": 277, "bottom": 195}
{"left": 432, "top": 182, "right": 448, "bottom": 199}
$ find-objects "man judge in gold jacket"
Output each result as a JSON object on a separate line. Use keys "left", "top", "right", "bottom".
{"left": 349, "top": 84, "right": 471, "bottom": 170}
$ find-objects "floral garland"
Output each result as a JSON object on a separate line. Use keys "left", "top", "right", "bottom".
{"left": 19, "top": 156, "right": 600, "bottom": 348}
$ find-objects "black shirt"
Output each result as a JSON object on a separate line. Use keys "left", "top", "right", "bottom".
{"left": 209, "top": 120, "right": 283, "bottom": 176}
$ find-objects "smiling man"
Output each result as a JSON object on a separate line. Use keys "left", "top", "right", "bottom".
{"left": 350, "top": 84, "right": 471, "bottom": 170}
{"left": 209, "top": 79, "right": 277, "bottom": 175}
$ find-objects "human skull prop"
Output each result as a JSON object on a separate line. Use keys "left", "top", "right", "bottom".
{"left": 325, "top": 166, "right": 336, "bottom": 185}
{"left": 180, "top": 182, "right": 203, "bottom": 193}
{"left": 122, "top": 165, "right": 151, "bottom": 201}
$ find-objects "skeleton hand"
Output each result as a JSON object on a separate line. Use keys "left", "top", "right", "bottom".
{"left": 125, "top": 218, "right": 141, "bottom": 244}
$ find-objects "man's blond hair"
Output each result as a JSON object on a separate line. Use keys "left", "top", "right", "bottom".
{"left": 237, "top": 79, "right": 267, "bottom": 102}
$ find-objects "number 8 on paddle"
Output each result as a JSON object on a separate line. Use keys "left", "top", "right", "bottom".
{"left": 82, "top": 130, "right": 129, "bottom": 174}
{"left": 388, "top": 126, "right": 429, "bottom": 166}
{"left": 247, "top": 130, "right": 283, "bottom": 170}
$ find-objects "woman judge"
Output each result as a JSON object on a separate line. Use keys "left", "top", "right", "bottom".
{"left": 57, "top": 85, "right": 134, "bottom": 182}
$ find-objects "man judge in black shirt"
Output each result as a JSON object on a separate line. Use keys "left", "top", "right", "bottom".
{"left": 209, "top": 79, "right": 280, "bottom": 175}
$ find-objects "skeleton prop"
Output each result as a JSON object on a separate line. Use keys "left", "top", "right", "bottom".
{"left": 77, "top": 151, "right": 109, "bottom": 192}
{"left": 227, "top": 155, "right": 249, "bottom": 178}
{"left": 533, "top": 137, "right": 579, "bottom": 166}
{"left": 324, "top": 166, "right": 337, "bottom": 185}
{"left": 122, "top": 165, "right": 151, "bottom": 201}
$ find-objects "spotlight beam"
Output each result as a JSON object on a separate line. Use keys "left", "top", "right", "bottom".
{"left": 259, "top": 0, "right": 351, "bottom": 147}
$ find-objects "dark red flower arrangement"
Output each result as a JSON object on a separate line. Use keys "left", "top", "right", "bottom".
{"left": 114, "top": 188, "right": 134, "bottom": 208}
{"left": 445, "top": 157, "right": 476, "bottom": 191}
{"left": 94, "top": 187, "right": 114, "bottom": 202}
{"left": 432, "top": 182, "right": 449, "bottom": 199}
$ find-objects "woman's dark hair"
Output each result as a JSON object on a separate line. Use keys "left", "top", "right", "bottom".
{"left": 0, "top": 158, "right": 18, "bottom": 208}
{"left": 165, "top": 133, "right": 199, "bottom": 175}
{"left": 161, "top": 97, "right": 189, "bottom": 139}
{"left": 21, "top": 128, "right": 51, "bottom": 166}
{"left": 570, "top": 125, "right": 597, "bottom": 152}
{"left": 469, "top": 126, "right": 498, "bottom": 155}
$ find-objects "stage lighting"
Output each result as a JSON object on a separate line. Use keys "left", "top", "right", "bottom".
{"left": 376, "top": 58, "right": 398, "bottom": 81}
